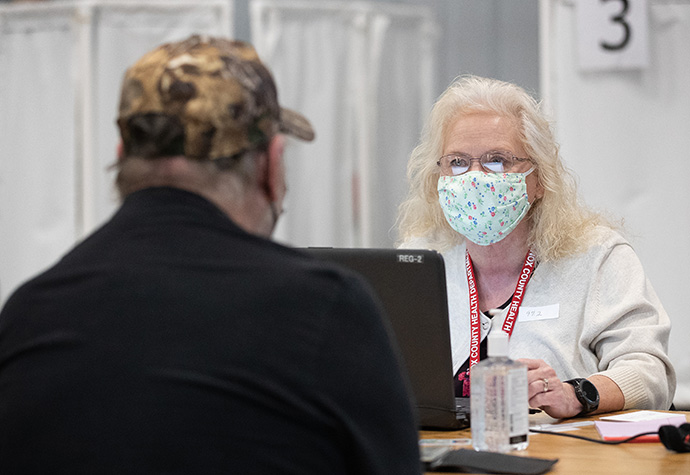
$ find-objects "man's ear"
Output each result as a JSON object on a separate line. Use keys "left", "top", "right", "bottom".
{"left": 116, "top": 141, "right": 125, "bottom": 161}
{"left": 263, "top": 135, "right": 286, "bottom": 202}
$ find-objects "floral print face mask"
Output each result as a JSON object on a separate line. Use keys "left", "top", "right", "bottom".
{"left": 437, "top": 169, "right": 533, "bottom": 246}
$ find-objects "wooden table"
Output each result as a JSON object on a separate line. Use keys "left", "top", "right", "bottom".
{"left": 420, "top": 411, "right": 690, "bottom": 474}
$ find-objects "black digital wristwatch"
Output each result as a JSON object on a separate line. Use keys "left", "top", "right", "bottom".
{"left": 564, "top": 378, "right": 600, "bottom": 416}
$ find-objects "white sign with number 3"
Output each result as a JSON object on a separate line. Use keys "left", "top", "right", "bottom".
{"left": 576, "top": 0, "right": 650, "bottom": 71}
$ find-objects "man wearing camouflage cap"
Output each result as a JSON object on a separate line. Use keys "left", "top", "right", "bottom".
{"left": 0, "top": 36, "right": 421, "bottom": 474}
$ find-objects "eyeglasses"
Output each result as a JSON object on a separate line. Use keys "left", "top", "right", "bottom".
{"left": 437, "top": 151, "right": 533, "bottom": 176}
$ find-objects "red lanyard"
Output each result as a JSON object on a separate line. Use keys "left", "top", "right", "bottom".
{"left": 465, "top": 249, "right": 536, "bottom": 368}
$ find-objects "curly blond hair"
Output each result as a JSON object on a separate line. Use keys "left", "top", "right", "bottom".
{"left": 396, "top": 75, "right": 608, "bottom": 262}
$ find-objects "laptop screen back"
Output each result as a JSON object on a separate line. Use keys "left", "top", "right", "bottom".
{"left": 303, "top": 247, "right": 465, "bottom": 429}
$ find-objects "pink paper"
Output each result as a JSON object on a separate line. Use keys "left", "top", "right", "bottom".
{"left": 595, "top": 414, "right": 687, "bottom": 442}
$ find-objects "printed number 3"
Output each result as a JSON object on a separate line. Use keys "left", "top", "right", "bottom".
{"left": 600, "top": 0, "right": 631, "bottom": 51}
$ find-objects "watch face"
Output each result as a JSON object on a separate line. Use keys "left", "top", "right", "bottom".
{"left": 581, "top": 379, "right": 598, "bottom": 401}
{"left": 566, "top": 378, "right": 599, "bottom": 414}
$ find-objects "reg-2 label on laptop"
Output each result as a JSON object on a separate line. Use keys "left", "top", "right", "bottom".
{"left": 397, "top": 253, "right": 425, "bottom": 264}
{"left": 517, "top": 303, "right": 559, "bottom": 322}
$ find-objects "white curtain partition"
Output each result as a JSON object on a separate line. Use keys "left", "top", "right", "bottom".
{"left": 250, "top": 0, "right": 437, "bottom": 249}
{"left": 540, "top": 0, "right": 690, "bottom": 408}
{"left": 0, "top": 0, "right": 232, "bottom": 303}
{"left": 0, "top": 6, "right": 78, "bottom": 304}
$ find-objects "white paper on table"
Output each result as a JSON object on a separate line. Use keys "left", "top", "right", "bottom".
{"left": 599, "top": 411, "right": 683, "bottom": 422}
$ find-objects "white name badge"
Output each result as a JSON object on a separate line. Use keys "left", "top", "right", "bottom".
{"left": 518, "top": 304, "right": 560, "bottom": 322}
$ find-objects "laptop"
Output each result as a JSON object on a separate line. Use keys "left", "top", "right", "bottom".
{"left": 303, "top": 247, "right": 469, "bottom": 430}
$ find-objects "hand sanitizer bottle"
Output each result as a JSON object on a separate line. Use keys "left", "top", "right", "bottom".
{"left": 470, "top": 330, "right": 529, "bottom": 452}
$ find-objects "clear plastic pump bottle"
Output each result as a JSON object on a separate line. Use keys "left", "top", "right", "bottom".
{"left": 470, "top": 330, "right": 529, "bottom": 452}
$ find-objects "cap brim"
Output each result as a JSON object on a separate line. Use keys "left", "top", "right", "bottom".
{"left": 279, "top": 108, "right": 315, "bottom": 142}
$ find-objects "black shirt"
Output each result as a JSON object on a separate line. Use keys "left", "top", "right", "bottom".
{"left": 0, "top": 187, "right": 421, "bottom": 474}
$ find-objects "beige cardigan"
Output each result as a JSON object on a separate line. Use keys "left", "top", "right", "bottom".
{"left": 401, "top": 226, "right": 676, "bottom": 410}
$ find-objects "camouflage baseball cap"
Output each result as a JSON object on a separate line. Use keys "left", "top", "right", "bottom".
{"left": 117, "top": 35, "right": 314, "bottom": 160}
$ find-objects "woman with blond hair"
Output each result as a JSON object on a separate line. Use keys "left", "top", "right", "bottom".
{"left": 397, "top": 75, "right": 675, "bottom": 418}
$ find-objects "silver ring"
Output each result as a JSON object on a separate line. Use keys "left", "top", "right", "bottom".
{"left": 542, "top": 378, "right": 549, "bottom": 393}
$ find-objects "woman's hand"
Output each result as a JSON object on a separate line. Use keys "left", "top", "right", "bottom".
{"left": 517, "top": 358, "right": 583, "bottom": 419}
